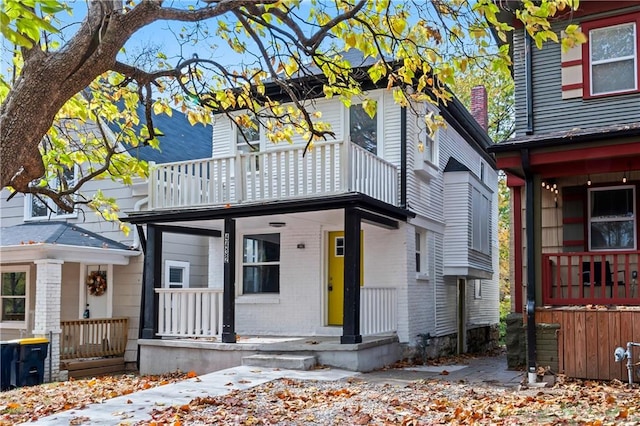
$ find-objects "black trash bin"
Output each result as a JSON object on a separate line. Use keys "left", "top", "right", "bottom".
{"left": 15, "top": 338, "right": 49, "bottom": 387}
{"left": 0, "top": 341, "right": 18, "bottom": 391}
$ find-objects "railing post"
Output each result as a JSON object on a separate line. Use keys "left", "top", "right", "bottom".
{"left": 147, "top": 161, "right": 156, "bottom": 209}
{"left": 341, "top": 141, "right": 351, "bottom": 192}
{"left": 235, "top": 152, "right": 245, "bottom": 202}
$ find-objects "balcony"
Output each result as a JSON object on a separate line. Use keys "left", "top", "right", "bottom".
{"left": 148, "top": 141, "right": 399, "bottom": 210}
{"left": 543, "top": 252, "right": 640, "bottom": 305}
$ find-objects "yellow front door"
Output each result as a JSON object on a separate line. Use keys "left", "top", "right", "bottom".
{"left": 327, "top": 231, "right": 363, "bottom": 326}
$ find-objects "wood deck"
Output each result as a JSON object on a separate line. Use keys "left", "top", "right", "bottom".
{"left": 61, "top": 357, "right": 126, "bottom": 379}
{"left": 536, "top": 308, "right": 640, "bottom": 381}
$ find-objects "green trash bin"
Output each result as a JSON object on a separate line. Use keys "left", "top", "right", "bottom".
{"left": 15, "top": 337, "right": 49, "bottom": 387}
{"left": 0, "top": 341, "right": 18, "bottom": 391}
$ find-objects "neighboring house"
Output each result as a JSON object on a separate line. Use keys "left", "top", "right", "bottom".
{"left": 0, "top": 110, "right": 212, "bottom": 381}
{"left": 490, "top": 3, "right": 640, "bottom": 381}
{"left": 125, "top": 51, "right": 500, "bottom": 374}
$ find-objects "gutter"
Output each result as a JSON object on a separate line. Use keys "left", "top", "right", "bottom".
{"left": 521, "top": 148, "right": 537, "bottom": 383}
{"left": 400, "top": 107, "right": 407, "bottom": 208}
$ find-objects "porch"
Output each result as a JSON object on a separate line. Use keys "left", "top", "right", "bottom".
{"left": 147, "top": 141, "right": 399, "bottom": 210}
{"left": 60, "top": 318, "right": 129, "bottom": 378}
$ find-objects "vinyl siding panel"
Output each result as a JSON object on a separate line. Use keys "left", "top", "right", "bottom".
{"left": 162, "top": 234, "right": 209, "bottom": 288}
{"left": 513, "top": 20, "right": 640, "bottom": 138}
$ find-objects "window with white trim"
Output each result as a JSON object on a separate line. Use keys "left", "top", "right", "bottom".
{"left": 415, "top": 230, "right": 429, "bottom": 277}
{"left": 243, "top": 233, "right": 280, "bottom": 294}
{"left": 25, "top": 166, "right": 77, "bottom": 220}
{"left": 588, "top": 185, "right": 636, "bottom": 250}
{"left": 1, "top": 267, "right": 28, "bottom": 325}
{"left": 474, "top": 280, "right": 482, "bottom": 299}
{"left": 349, "top": 103, "right": 378, "bottom": 155}
{"left": 471, "top": 187, "right": 490, "bottom": 254}
{"left": 164, "top": 260, "right": 190, "bottom": 288}
{"left": 235, "top": 114, "right": 261, "bottom": 154}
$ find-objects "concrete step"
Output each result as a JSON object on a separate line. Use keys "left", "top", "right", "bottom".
{"left": 242, "top": 354, "right": 316, "bottom": 370}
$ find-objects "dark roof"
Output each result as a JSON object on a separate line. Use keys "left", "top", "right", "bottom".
{"left": 108, "top": 104, "right": 212, "bottom": 164}
{"left": 488, "top": 122, "right": 640, "bottom": 153}
{"left": 0, "top": 222, "right": 131, "bottom": 250}
{"left": 443, "top": 157, "right": 471, "bottom": 172}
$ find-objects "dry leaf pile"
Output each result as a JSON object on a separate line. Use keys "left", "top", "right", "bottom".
{"left": 0, "top": 371, "right": 189, "bottom": 425}
{"left": 140, "top": 377, "right": 640, "bottom": 425}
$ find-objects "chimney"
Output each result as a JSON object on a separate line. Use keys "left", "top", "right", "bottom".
{"left": 470, "top": 85, "right": 488, "bottom": 132}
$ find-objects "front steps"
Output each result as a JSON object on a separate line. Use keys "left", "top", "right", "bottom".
{"left": 242, "top": 354, "right": 316, "bottom": 370}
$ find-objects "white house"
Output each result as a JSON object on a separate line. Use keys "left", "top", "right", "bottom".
{"left": 125, "top": 55, "right": 500, "bottom": 374}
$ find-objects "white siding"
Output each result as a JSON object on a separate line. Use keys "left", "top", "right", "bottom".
{"left": 162, "top": 234, "right": 209, "bottom": 288}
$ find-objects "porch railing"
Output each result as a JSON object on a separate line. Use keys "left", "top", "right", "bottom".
{"left": 60, "top": 317, "right": 128, "bottom": 360}
{"left": 156, "top": 288, "right": 224, "bottom": 338}
{"left": 154, "top": 287, "right": 397, "bottom": 338}
{"left": 360, "top": 287, "right": 397, "bottom": 335}
{"left": 148, "top": 141, "right": 399, "bottom": 209}
{"left": 543, "top": 252, "right": 640, "bottom": 305}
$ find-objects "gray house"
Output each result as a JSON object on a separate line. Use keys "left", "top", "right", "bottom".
{"left": 490, "top": 2, "right": 640, "bottom": 381}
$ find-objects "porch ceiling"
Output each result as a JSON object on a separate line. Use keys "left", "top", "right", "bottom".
{"left": 0, "top": 243, "right": 138, "bottom": 265}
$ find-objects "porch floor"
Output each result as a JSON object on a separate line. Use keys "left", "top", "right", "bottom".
{"left": 138, "top": 334, "right": 401, "bottom": 375}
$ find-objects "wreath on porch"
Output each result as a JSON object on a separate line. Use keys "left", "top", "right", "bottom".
{"left": 87, "top": 270, "right": 107, "bottom": 296}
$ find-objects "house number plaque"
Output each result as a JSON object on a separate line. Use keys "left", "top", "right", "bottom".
{"left": 224, "top": 233, "right": 229, "bottom": 263}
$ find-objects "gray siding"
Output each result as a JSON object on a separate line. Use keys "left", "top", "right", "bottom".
{"left": 513, "top": 19, "right": 640, "bottom": 138}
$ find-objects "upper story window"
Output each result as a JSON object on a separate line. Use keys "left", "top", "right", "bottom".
{"left": 242, "top": 233, "right": 280, "bottom": 294}
{"left": 25, "top": 166, "right": 77, "bottom": 220}
{"left": 583, "top": 13, "right": 640, "bottom": 97}
{"left": 471, "top": 187, "right": 491, "bottom": 254}
{"left": 1, "top": 267, "right": 28, "bottom": 327}
{"left": 236, "top": 114, "right": 261, "bottom": 154}
{"left": 349, "top": 103, "right": 378, "bottom": 155}
{"left": 588, "top": 185, "right": 636, "bottom": 251}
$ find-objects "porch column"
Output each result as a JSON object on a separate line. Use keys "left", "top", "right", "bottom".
{"left": 141, "top": 225, "right": 162, "bottom": 339}
{"left": 222, "top": 217, "right": 237, "bottom": 343}
{"left": 342, "top": 207, "right": 362, "bottom": 344}
{"left": 33, "top": 259, "right": 63, "bottom": 382}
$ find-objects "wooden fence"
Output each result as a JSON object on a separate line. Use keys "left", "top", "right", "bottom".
{"left": 536, "top": 308, "right": 640, "bottom": 381}
{"left": 60, "top": 317, "right": 128, "bottom": 360}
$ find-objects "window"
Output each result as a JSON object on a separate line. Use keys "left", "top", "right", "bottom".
{"left": 588, "top": 186, "right": 636, "bottom": 250}
{"left": 415, "top": 230, "right": 429, "bottom": 277}
{"left": 1, "top": 267, "right": 28, "bottom": 324}
{"left": 584, "top": 14, "right": 640, "bottom": 97}
{"left": 423, "top": 132, "right": 437, "bottom": 165}
{"left": 26, "top": 166, "right": 77, "bottom": 219}
{"left": 474, "top": 280, "right": 482, "bottom": 299}
{"left": 471, "top": 187, "right": 491, "bottom": 254}
{"left": 349, "top": 103, "right": 378, "bottom": 155}
{"left": 164, "top": 260, "right": 190, "bottom": 288}
{"left": 236, "top": 114, "right": 261, "bottom": 154}
{"left": 243, "top": 233, "right": 280, "bottom": 294}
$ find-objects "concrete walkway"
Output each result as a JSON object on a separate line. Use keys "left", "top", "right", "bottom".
{"left": 26, "top": 354, "right": 523, "bottom": 425}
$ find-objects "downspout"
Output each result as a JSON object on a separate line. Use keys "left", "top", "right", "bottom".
{"left": 132, "top": 197, "right": 148, "bottom": 370}
{"left": 524, "top": 30, "right": 534, "bottom": 135}
{"left": 131, "top": 197, "right": 148, "bottom": 250}
{"left": 521, "top": 149, "right": 537, "bottom": 382}
{"left": 400, "top": 106, "right": 407, "bottom": 208}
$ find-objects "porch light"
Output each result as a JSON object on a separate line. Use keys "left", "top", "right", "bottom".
{"left": 587, "top": 175, "right": 591, "bottom": 186}
{"left": 268, "top": 221, "right": 286, "bottom": 228}
{"left": 623, "top": 172, "right": 627, "bottom": 183}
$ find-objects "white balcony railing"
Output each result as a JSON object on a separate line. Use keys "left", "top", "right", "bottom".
{"left": 154, "top": 286, "right": 397, "bottom": 339}
{"left": 148, "top": 142, "right": 399, "bottom": 209}
{"left": 156, "top": 288, "right": 224, "bottom": 338}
